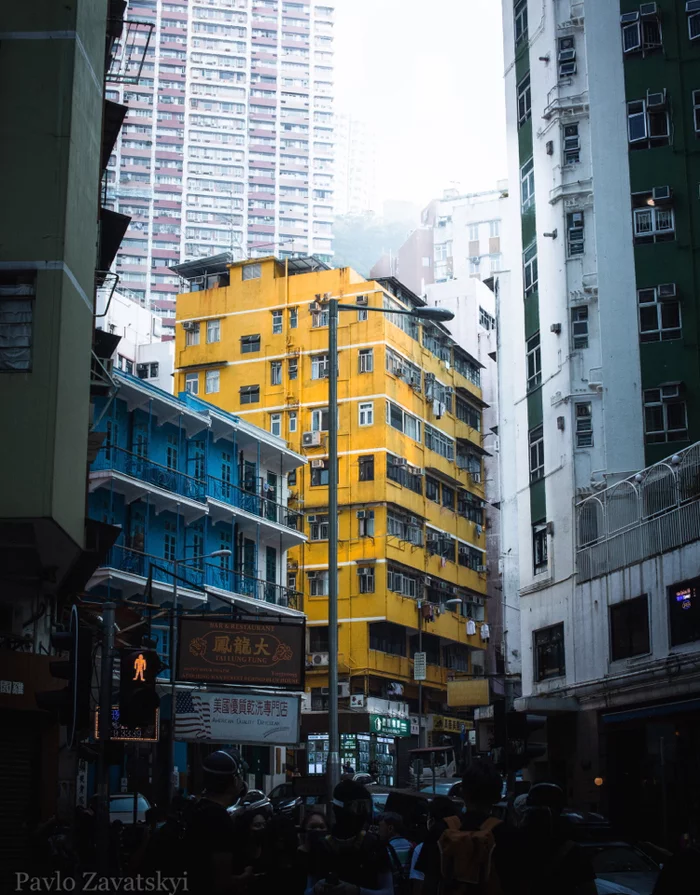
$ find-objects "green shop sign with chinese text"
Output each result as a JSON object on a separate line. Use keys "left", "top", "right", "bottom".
{"left": 370, "top": 714, "right": 410, "bottom": 737}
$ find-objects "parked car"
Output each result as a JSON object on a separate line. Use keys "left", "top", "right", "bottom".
{"left": 109, "top": 793, "right": 151, "bottom": 825}
{"left": 420, "top": 779, "right": 462, "bottom": 798}
{"left": 227, "top": 789, "right": 273, "bottom": 820}
{"left": 268, "top": 783, "right": 304, "bottom": 822}
{"left": 581, "top": 842, "right": 660, "bottom": 895}
{"left": 595, "top": 879, "right": 643, "bottom": 895}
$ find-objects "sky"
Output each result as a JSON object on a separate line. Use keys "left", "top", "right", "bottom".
{"left": 333, "top": 0, "right": 508, "bottom": 215}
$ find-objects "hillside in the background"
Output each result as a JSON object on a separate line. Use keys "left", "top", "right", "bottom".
{"left": 331, "top": 213, "right": 411, "bottom": 276}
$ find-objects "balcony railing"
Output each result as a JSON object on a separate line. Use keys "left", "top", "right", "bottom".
{"left": 92, "top": 445, "right": 302, "bottom": 531}
{"left": 104, "top": 545, "right": 301, "bottom": 610}
{"left": 576, "top": 442, "right": 700, "bottom": 582}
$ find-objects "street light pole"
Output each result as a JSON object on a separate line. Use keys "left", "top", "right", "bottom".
{"left": 324, "top": 299, "right": 453, "bottom": 807}
{"left": 326, "top": 298, "right": 341, "bottom": 803}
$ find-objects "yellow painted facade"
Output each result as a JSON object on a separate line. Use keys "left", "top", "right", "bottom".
{"left": 174, "top": 257, "right": 489, "bottom": 708}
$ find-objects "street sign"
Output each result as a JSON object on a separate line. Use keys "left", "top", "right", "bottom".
{"left": 370, "top": 714, "right": 410, "bottom": 737}
{"left": 413, "top": 652, "right": 427, "bottom": 681}
{"left": 120, "top": 778, "right": 128, "bottom": 794}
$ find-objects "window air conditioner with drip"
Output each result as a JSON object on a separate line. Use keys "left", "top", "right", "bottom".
{"left": 307, "top": 515, "right": 318, "bottom": 524}
{"left": 657, "top": 283, "right": 677, "bottom": 300}
{"left": 477, "top": 565, "right": 487, "bottom": 573}
{"left": 302, "top": 431, "right": 322, "bottom": 446}
{"left": 311, "top": 652, "right": 329, "bottom": 666}
{"left": 311, "top": 459, "right": 325, "bottom": 468}
{"left": 471, "top": 472, "right": 482, "bottom": 484}
{"left": 356, "top": 294, "right": 368, "bottom": 306}
{"left": 395, "top": 457, "right": 408, "bottom": 467}
{"left": 182, "top": 320, "right": 198, "bottom": 331}
{"left": 357, "top": 510, "right": 367, "bottom": 518}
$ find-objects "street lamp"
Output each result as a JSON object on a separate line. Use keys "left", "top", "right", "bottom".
{"left": 167, "top": 548, "right": 232, "bottom": 799}
{"left": 325, "top": 296, "right": 455, "bottom": 803}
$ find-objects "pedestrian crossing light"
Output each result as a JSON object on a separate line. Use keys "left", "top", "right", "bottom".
{"left": 119, "top": 647, "right": 161, "bottom": 728}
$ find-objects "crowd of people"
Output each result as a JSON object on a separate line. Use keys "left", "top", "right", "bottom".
{"left": 126, "top": 748, "right": 700, "bottom": 895}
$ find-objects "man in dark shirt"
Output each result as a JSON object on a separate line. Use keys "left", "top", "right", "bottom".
{"left": 186, "top": 749, "right": 250, "bottom": 895}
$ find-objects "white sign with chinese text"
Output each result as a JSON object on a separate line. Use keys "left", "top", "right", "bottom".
{"left": 413, "top": 652, "right": 427, "bottom": 681}
{"left": 174, "top": 691, "right": 300, "bottom": 745}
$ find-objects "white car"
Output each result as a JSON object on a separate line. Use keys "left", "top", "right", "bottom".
{"left": 109, "top": 793, "right": 151, "bottom": 825}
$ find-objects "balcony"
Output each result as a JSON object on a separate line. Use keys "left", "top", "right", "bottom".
{"left": 576, "top": 442, "right": 700, "bottom": 581}
{"left": 99, "top": 545, "right": 302, "bottom": 611}
{"left": 207, "top": 475, "right": 303, "bottom": 533}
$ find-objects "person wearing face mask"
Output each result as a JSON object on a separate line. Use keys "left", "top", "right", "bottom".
{"left": 237, "top": 811, "right": 269, "bottom": 880}
{"left": 292, "top": 812, "right": 329, "bottom": 894}
{"left": 305, "top": 780, "right": 393, "bottom": 895}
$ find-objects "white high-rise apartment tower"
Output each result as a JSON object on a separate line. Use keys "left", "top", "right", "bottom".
{"left": 105, "top": 0, "right": 335, "bottom": 337}
{"left": 334, "top": 112, "right": 378, "bottom": 215}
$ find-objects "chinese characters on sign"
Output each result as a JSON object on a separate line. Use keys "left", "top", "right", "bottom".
{"left": 211, "top": 696, "right": 288, "bottom": 716}
{"left": 177, "top": 619, "right": 305, "bottom": 689}
{"left": 413, "top": 652, "right": 427, "bottom": 681}
{"left": 370, "top": 714, "right": 411, "bottom": 737}
{"left": 174, "top": 691, "right": 300, "bottom": 744}
{"left": 0, "top": 680, "right": 24, "bottom": 695}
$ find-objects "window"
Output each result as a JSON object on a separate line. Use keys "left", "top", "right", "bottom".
{"left": 359, "top": 455, "right": 374, "bottom": 481}
{"left": 558, "top": 36, "right": 576, "bottom": 79}
{"left": 242, "top": 262, "right": 261, "bottom": 280}
{"left": 627, "top": 98, "right": 670, "bottom": 148}
{"left": 307, "top": 570, "right": 329, "bottom": 596}
{"left": 311, "top": 353, "right": 329, "bottom": 379}
{"left": 426, "top": 476, "right": 440, "bottom": 503}
{"left": 533, "top": 521, "right": 548, "bottom": 573}
{"left": 563, "top": 123, "right": 580, "bottom": 164}
{"left": 387, "top": 566, "right": 419, "bottom": 598}
{"left": 288, "top": 469, "right": 297, "bottom": 487}
{"left": 643, "top": 388, "right": 688, "bottom": 443}
{"left": 467, "top": 224, "right": 479, "bottom": 243}
{"left": 310, "top": 459, "right": 329, "bottom": 486}
{"left": 633, "top": 193, "right": 675, "bottom": 244}
{"left": 312, "top": 307, "right": 329, "bottom": 327}
{"left": 289, "top": 307, "right": 298, "bottom": 328}
{"left": 386, "top": 401, "right": 422, "bottom": 443}
{"left": 166, "top": 433, "right": 178, "bottom": 471}
{"left": 358, "top": 307, "right": 369, "bottom": 322}
{"left": 206, "top": 319, "right": 220, "bottom": 343}
{"left": 309, "top": 626, "right": 328, "bottom": 653}
{"left": 272, "top": 310, "right": 283, "bottom": 334}
{"left": 358, "top": 566, "right": 375, "bottom": 594}
{"left": 514, "top": 0, "right": 528, "bottom": 44}
{"left": 534, "top": 623, "right": 565, "bottom": 682}
{"left": 638, "top": 286, "right": 682, "bottom": 343}
{"left": 567, "top": 212, "right": 584, "bottom": 257}
{"left": 526, "top": 333, "right": 541, "bottom": 390}
{"left": 458, "top": 490, "right": 484, "bottom": 525}
{"left": 358, "top": 510, "right": 375, "bottom": 537}
{"left": 186, "top": 324, "right": 200, "bottom": 346}
{"left": 309, "top": 514, "right": 329, "bottom": 540}
{"left": 690, "top": 6, "right": 700, "bottom": 42}
{"left": 205, "top": 369, "right": 220, "bottom": 394}
{"left": 523, "top": 243, "right": 538, "bottom": 296}
{"left": 270, "top": 361, "right": 282, "bottom": 385}
{"left": 479, "top": 307, "right": 495, "bottom": 331}
{"left": 575, "top": 403, "right": 593, "bottom": 448}
{"left": 571, "top": 306, "right": 589, "bottom": 349}
{"left": 694, "top": 90, "right": 700, "bottom": 137}
{"left": 241, "top": 334, "right": 261, "bottom": 353}
{"left": 517, "top": 73, "right": 531, "bottom": 127}
{"left": 358, "top": 348, "right": 373, "bottom": 373}
{"left": 386, "top": 455, "right": 423, "bottom": 494}
{"left": 610, "top": 595, "right": 650, "bottom": 661}
{"left": 270, "top": 413, "right": 282, "bottom": 437}
{"left": 288, "top": 411, "right": 297, "bottom": 433}
{"left": 387, "top": 510, "right": 423, "bottom": 545}
{"left": 520, "top": 157, "right": 535, "bottom": 212}
{"left": 185, "top": 372, "right": 199, "bottom": 395}
{"left": 369, "top": 622, "right": 406, "bottom": 657}
{"left": 357, "top": 401, "right": 374, "bottom": 427}
{"left": 288, "top": 358, "right": 298, "bottom": 380}
{"left": 425, "top": 425, "right": 455, "bottom": 461}
{"left": 311, "top": 407, "right": 329, "bottom": 431}
{"left": 150, "top": 362, "right": 159, "bottom": 378}
{"left": 386, "top": 347, "right": 422, "bottom": 389}
{"left": 669, "top": 577, "right": 700, "bottom": 647}
{"left": 489, "top": 220, "right": 500, "bottom": 238}
{"left": 456, "top": 397, "right": 481, "bottom": 430}
{"left": 529, "top": 425, "right": 544, "bottom": 482}
{"left": 426, "top": 528, "right": 456, "bottom": 562}
{"left": 442, "top": 485, "right": 455, "bottom": 510}
{"left": 240, "top": 385, "right": 260, "bottom": 404}
{"left": 621, "top": 10, "right": 662, "bottom": 54}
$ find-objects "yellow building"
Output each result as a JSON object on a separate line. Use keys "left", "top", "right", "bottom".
{"left": 173, "top": 255, "right": 489, "bottom": 779}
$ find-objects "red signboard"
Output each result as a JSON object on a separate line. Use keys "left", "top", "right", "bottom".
{"left": 177, "top": 618, "right": 305, "bottom": 690}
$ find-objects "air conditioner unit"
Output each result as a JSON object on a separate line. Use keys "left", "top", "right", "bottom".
{"left": 423, "top": 576, "right": 431, "bottom": 585}
{"left": 558, "top": 48, "right": 576, "bottom": 62}
{"left": 647, "top": 89, "right": 667, "bottom": 109}
{"left": 640, "top": 2, "right": 658, "bottom": 15}
{"left": 356, "top": 294, "right": 368, "bottom": 306}
{"left": 302, "top": 431, "right": 322, "bottom": 446}
{"left": 357, "top": 510, "right": 367, "bottom": 519}
{"left": 657, "top": 282, "right": 677, "bottom": 300}
{"left": 310, "top": 300, "right": 321, "bottom": 311}
{"left": 287, "top": 560, "right": 298, "bottom": 570}
{"left": 546, "top": 140, "right": 554, "bottom": 155}
{"left": 182, "top": 320, "right": 198, "bottom": 331}
{"left": 339, "top": 682, "right": 350, "bottom": 697}
{"left": 653, "top": 185, "right": 672, "bottom": 202}
{"left": 550, "top": 323, "right": 562, "bottom": 335}
{"left": 471, "top": 662, "right": 485, "bottom": 677}
{"left": 311, "top": 652, "right": 329, "bottom": 666}
{"left": 477, "top": 565, "right": 487, "bottom": 573}
{"left": 311, "top": 459, "right": 325, "bottom": 468}
{"left": 471, "top": 472, "right": 482, "bottom": 484}
{"left": 307, "top": 515, "right": 318, "bottom": 524}
{"left": 395, "top": 457, "right": 408, "bottom": 467}
{"left": 476, "top": 524, "right": 483, "bottom": 535}
{"left": 350, "top": 694, "right": 365, "bottom": 708}
{"left": 661, "top": 384, "right": 681, "bottom": 400}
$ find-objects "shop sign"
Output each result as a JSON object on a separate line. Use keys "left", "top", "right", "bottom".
{"left": 94, "top": 706, "right": 160, "bottom": 742}
{"left": 410, "top": 715, "right": 420, "bottom": 736}
{"left": 177, "top": 618, "right": 305, "bottom": 690}
{"left": 173, "top": 690, "right": 300, "bottom": 745}
{"left": 370, "top": 714, "right": 410, "bottom": 737}
{"left": 447, "top": 678, "right": 490, "bottom": 707}
{"left": 474, "top": 704, "right": 494, "bottom": 722}
{"left": 413, "top": 652, "right": 427, "bottom": 681}
{"left": 432, "top": 715, "right": 474, "bottom": 733}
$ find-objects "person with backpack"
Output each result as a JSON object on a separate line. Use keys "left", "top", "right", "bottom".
{"left": 518, "top": 783, "right": 596, "bottom": 895}
{"left": 378, "top": 811, "right": 414, "bottom": 894}
{"left": 438, "top": 758, "right": 522, "bottom": 895}
{"left": 305, "top": 779, "right": 393, "bottom": 895}
{"left": 412, "top": 796, "right": 463, "bottom": 895}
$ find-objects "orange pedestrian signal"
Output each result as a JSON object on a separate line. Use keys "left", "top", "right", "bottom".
{"left": 119, "top": 648, "right": 161, "bottom": 728}
{"left": 133, "top": 653, "right": 147, "bottom": 682}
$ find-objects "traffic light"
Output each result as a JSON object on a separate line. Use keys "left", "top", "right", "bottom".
{"left": 119, "top": 648, "right": 161, "bottom": 728}
{"left": 36, "top": 605, "right": 93, "bottom": 747}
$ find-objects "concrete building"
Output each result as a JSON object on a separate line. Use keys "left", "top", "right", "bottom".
{"left": 0, "top": 0, "right": 133, "bottom": 877}
{"left": 87, "top": 370, "right": 307, "bottom": 793}
{"left": 96, "top": 286, "right": 174, "bottom": 392}
{"left": 106, "top": 0, "right": 336, "bottom": 336}
{"left": 334, "top": 112, "right": 378, "bottom": 215}
{"left": 172, "top": 255, "right": 491, "bottom": 782}
{"left": 499, "top": 0, "right": 700, "bottom": 841}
